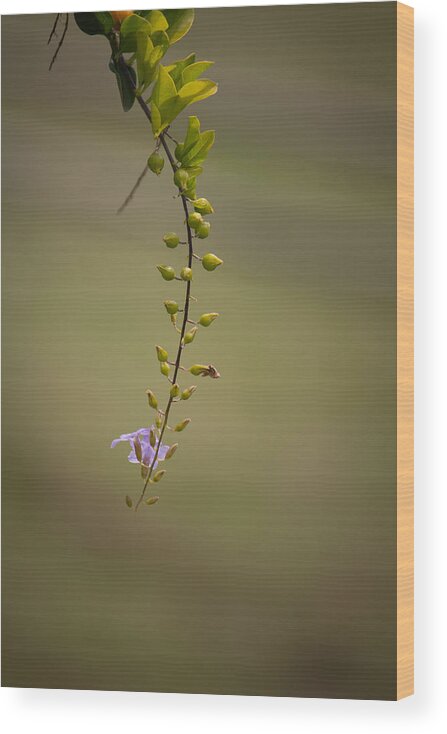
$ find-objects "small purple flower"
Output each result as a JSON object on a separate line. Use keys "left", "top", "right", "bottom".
{"left": 111, "top": 426, "right": 169, "bottom": 469}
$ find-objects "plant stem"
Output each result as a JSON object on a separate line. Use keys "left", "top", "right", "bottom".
{"left": 112, "top": 48, "right": 194, "bottom": 510}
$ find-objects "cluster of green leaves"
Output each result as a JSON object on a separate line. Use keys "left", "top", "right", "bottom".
{"left": 74, "top": 9, "right": 217, "bottom": 130}
{"left": 173, "top": 116, "right": 215, "bottom": 199}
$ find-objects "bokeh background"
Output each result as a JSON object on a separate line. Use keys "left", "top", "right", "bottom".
{"left": 2, "top": 4, "right": 397, "bottom": 699}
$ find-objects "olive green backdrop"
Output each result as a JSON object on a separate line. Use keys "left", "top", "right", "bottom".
{"left": 2, "top": 3, "right": 397, "bottom": 699}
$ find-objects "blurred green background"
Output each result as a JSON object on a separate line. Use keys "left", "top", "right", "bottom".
{"left": 2, "top": 4, "right": 397, "bottom": 699}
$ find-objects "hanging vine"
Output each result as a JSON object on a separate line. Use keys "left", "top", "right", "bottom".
{"left": 70, "top": 10, "right": 223, "bottom": 510}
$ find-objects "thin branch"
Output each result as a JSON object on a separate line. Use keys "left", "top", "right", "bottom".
{"left": 47, "top": 13, "right": 60, "bottom": 45}
{"left": 116, "top": 164, "right": 149, "bottom": 215}
{"left": 49, "top": 13, "right": 69, "bottom": 71}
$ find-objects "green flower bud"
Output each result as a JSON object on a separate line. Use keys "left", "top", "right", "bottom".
{"left": 174, "top": 167, "right": 189, "bottom": 191}
{"left": 149, "top": 428, "right": 157, "bottom": 448}
{"left": 187, "top": 212, "right": 203, "bottom": 230}
{"left": 170, "top": 383, "right": 180, "bottom": 398}
{"left": 164, "top": 300, "right": 179, "bottom": 315}
{"left": 147, "top": 151, "right": 164, "bottom": 175}
{"left": 133, "top": 437, "right": 143, "bottom": 462}
{"left": 125, "top": 495, "right": 133, "bottom": 508}
{"left": 141, "top": 464, "right": 149, "bottom": 479}
{"left": 175, "top": 143, "right": 184, "bottom": 161}
{"left": 180, "top": 266, "right": 193, "bottom": 281}
{"left": 198, "top": 312, "right": 219, "bottom": 327}
{"left": 156, "top": 345, "right": 168, "bottom": 362}
{"left": 163, "top": 232, "right": 179, "bottom": 249}
{"left": 202, "top": 253, "right": 223, "bottom": 272}
{"left": 160, "top": 361, "right": 170, "bottom": 377}
{"left": 165, "top": 443, "right": 178, "bottom": 460}
{"left": 184, "top": 326, "right": 198, "bottom": 344}
{"left": 174, "top": 418, "right": 191, "bottom": 432}
{"left": 190, "top": 364, "right": 210, "bottom": 376}
{"left": 155, "top": 411, "right": 163, "bottom": 428}
{"left": 196, "top": 221, "right": 211, "bottom": 239}
{"left": 146, "top": 389, "right": 158, "bottom": 410}
{"left": 181, "top": 385, "right": 197, "bottom": 400}
{"left": 193, "top": 197, "right": 214, "bottom": 215}
{"left": 145, "top": 495, "right": 159, "bottom": 505}
{"left": 157, "top": 264, "right": 175, "bottom": 281}
{"left": 152, "top": 469, "right": 166, "bottom": 483}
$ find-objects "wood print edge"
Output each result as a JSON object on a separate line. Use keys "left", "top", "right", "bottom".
{"left": 396, "top": 0, "right": 414, "bottom": 701}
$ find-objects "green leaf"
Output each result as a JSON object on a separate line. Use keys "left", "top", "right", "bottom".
{"left": 109, "top": 58, "right": 136, "bottom": 112}
{"left": 95, "top": 12, "right": 113, "bottom": 34}
{"left": 146, "top": 10, "right": 169, "bottom": 32}
{"left": 149, "top": 45, "right": 167, "bottom": 69}
{"left": 166, "top": 54, "right": 196, "bottom": 88}
{"left": 150, "top": 30, "right": 170, "bottom": 51}
{"left": 120, "top": 13, "right": 152, "bottom": 53}
{"left": 74, "top": 12, "right": 112, "bottom": 36}
{"left": 182, "top": 130, "right": 215, "bottom": 166}
{"left": 136, "top": 31, "right": 155, "bottom": 89}
{"left": 152, "top": 65, "right": 177, "bottom": 110}
{"left": 184, "top": 165, "right": 203, "bottom": 177}
{"left": 184, "top": 176, "right": 197, "bottom": 200}
{"left": 163, "top": 9, "right": 195, "bottom": 44}
{"left": 182, "top": 61, "right": 214, "bottom": 85}
{"left": 150, "top": 102, "right": 162, "bottom": 136}
{"left": 178, "top": 79, "right": 218, "bottom": 106}
{"left": 183, "top": 116, "right": 201, "bottom": 155}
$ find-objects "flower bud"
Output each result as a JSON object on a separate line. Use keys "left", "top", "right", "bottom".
{"left": 190, "top": 364, "right": 209, "bottom": 376}
{"left": 146, "top": 389, "right": 158, "bottom": 410}
{"left": 155, "top": 411, "right": 163, "bottom": 428}
{"left": 147, "top": 151, "right": 164, "bottom": 175}
{"left": 175, "top": 143, "right": 184, "bottom": 161}
{"left": 193, "top": 198, "right": 214, "bottom": 215}
{"left": 170, "top": 383, "right": 180, "bottom": 398}
{"left": 187, "top": 212, "right": 203, "bottom": 230}
{"left": 149, "top": 428, "right": 157, "bottom": 448}
{"left": 157, "top": 264, "right": 175, "bottom": 281}
{"left": 196, "top": 221, "right": 211, "bottom": 239}
{"left": 181, "top": 385, "right": 197, "bottom": 400}
{"left": 164, "top": 300, "right": 179, "bottom": 315}
{"left": 125, "top": 495, "right": 133, "bottom": 508}
{"left": 160, "top": 361, "right": 170, "bottom": 377}
{"left": 165, "top": 443, "right": 178, "bottom": 460}
{"left": 189, "top": 364, "right": 221, "bottom": 378}
{"left": 198, "top": 312, "right": 219, "bottom": 327}
{"left": 174, "top": 418, "right": 191, "bottom": 432}
{"left": 133, "top": 437, "right": 143, "bottom": 462}
{"left": 156, "top": 345, "right": 168, "bottom": 362}
{"left": 184, "top": 326, "right": 198, "bottom": 344}
{"left": 174, "top": 168, "right": 189, "bottom": 190}
{"left": 111, "top": 11, "right": 133, "bottom": 27}
{"left": 145, "top": 495, "right": 160, "bottom": 505}
{"left": 163, "top": 232, "right": 179, "bottom": 249}
{"left": 202, "top": 253, "right": 223, "bottom": 272}
{"left": 180, "top": 266, "right": 193, "bottom": 281}
{"left": 152, "top": 469, "right": 166, "bottom": 483}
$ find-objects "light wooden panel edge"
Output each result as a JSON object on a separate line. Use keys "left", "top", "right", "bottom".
{"left": 396, "top": 1, "right": 414, "bottom": 701}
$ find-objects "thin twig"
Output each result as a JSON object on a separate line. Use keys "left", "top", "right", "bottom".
{"left": 117, "top": 165, "right": 149, "bottom": 215}
{"left": 49, "top": 13, "right": 69, "bottom": 71}
{"left": 47, "top": 13, "right": 60, "bottom": 45}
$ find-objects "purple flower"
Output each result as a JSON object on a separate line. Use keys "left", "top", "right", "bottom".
{"left": 111, "top": 426, "right": 169, "bottom": 469}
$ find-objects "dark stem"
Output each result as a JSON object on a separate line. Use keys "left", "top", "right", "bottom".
{"left": 47, "top": 13, "right": 60, "bottom": 45}
{"left": 116, "top": 164, "right": 148, "bottom": 214}
{"left": 48, "top": 13, "right": 69, "bottom": 71}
